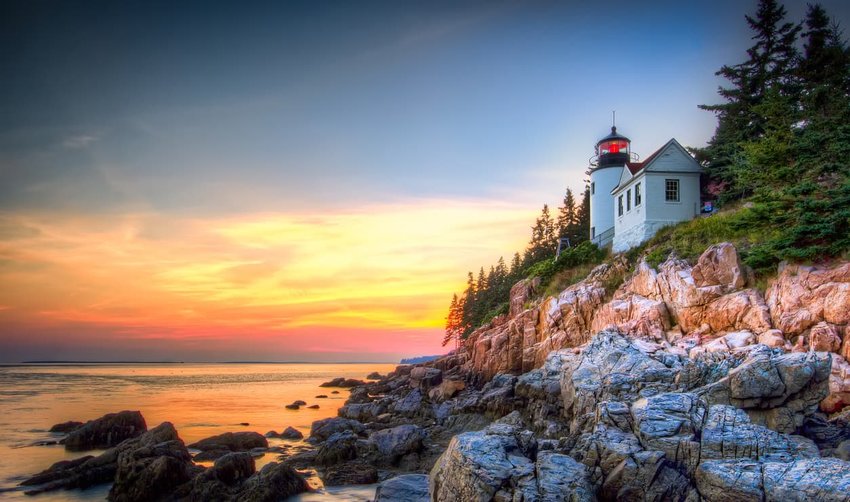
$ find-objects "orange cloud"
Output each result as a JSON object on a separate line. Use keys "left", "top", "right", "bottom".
{"left": 0, "top": 198, "right": 536, "bottom": 360}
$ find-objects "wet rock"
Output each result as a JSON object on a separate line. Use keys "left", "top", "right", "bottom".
{"left": 320, "top": 460, "right": 377, "bottom": 486}
{"left": 188, "top": 432, "right": 268, "bottom": 462}
{"left": 430, "top": 428, "right": 534, "bottom": 501}
{"left": 315, "top": 395, "right": 328, "bottom": 399}
{"left": 285, "top": 404, "right": 300, "bottom": 410}
{"left": 307, "top": 404, "right": 319, "bottom": 409}
{"left": 62, "top": 410, "right": 147, "bottom": 451}
{"left": 292, "top": 400, "right": 306, "bottom": 406}
{"left": 107, "top": 422, "right": 199, "bottom": 501}
{"left": 184, "top": 452, "right": 310, "bottom": 501}
{"left": 238, "top": 461, "right": 311, "bottom": 501}
{"left": 369, "top": 424, "right": 424, "bottom": 465}
{"left": 374, "top": 473, "right": 429, "bottom": 502}
{"left": 49, "top": 421, "right": 84, "bottom": 433}
{"left": 319, "top": 377, "right": 365, "bottom": 388}
{"left": 366, "top": 372, "right": 384, "bottom": 380}
{"left": 280, "top": 427, "right": 303, "bottom": 440}
{"left": 308, "top": 417, "right": 365, "bottom": 443}
{"left": 315, "top": 431, "right": 360, "bottom": 466}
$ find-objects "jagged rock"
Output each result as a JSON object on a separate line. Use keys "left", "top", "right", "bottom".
{"left": 280, "top": 427, "right": 303, "bottom": 440}
{"left": 237, "top": 462, "right": 311, "bottom": 501}
{"left": 428, "top": 379, "right": 466, "bottom": 402}
{"left": 696, "top": 458, "right": 850, "bottom": 501}
{"left": 308, "top": 417, "right": 365, "bottom": 443}
{"left": 515, "top": 350, "right": 575, "bottom": 437}
{"left": 181, "top": 452, "right": 255, "bottom": 500}
{"left": 561, "top": 331, "right": 680, "bottom": 433}
{"left": 691, "top": 242, "right": 747, "bottom": 290}
{"left": 391, "top": 388, "right": 424, "bottom": 416}
{"left": 697, "top": 345, "right": 830, "bottom": 432}
{"left": 535, "top": 451, "right": 595, "bottom": 501}
{"left": 810, "top": 322, "right": 842, "bottom": 352}
{"left": 339, "top": 401, "right": 386, "bottom": 422}
{"left": 700, "top": 405, "right": 819, "bottom": 461}
{"left": 766, "top": 262, "right": 850, "bottom": 336}
{"left": 62, "top": 410, "right": 147, "bottom": 451}
{"left": 599, "top": 448, "right": 693, "bottom": 501}
{"left": 107, "top": 422, "right": 199, "bottom": 501}
{"left": 347, "top": 386, "right": 372, "bottom": 404}
{"left": 410, "top": 367, "right": 443, "bottom": 390}
{"left": 315, "top": 431, "right": 360, "bottom": 466}
{"left": 320, "top": 460, "right": 377, "bottom": 486}
{"left": 49, "top": 421, "right": 84, "bottom": 433}
{"left": 369, "top": 424, "right": 424, "bottom": 465}
{"left": 758, "top": 329, "right": 788, "bottom": 349}
{"left": 592, "top": 292, "right": 672, "bottom": 341}
{"left": 630, "top": 393, "right": 705, "bottom": 471}
{"left": 374, "top": 474, "right": 430, "bottom": 502}
{"left": 430, "top": 424, "right": 595, "bottom": 501}
{"left": 188, "top": 432, "right": 268, "bottom": 462}
{"left": 822, "top": 354, "right": 850, "bottom": 413}
{"left": 429, "top": 428, "right": 535, "bottom": 501}
{"left": 366, "top": 372, "right": 384, "bottom": 380}
{"left": 319, "top": 377, "right": 365, "bottom": 388}
{"left": 510, "top": 277, "right": 540, "bottom": 318}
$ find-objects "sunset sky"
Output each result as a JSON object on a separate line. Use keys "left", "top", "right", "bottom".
{"left": 2, "top": 0, "right": 849, "bottom": 362}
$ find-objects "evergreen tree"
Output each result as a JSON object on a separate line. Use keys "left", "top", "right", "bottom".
{"left": 460, "top": 271, "right": 476, "bottom": 337}
{"left": 556, "top": 189, "right": 577, "bottom": 243}
{"left": 443, "top": 294, "right": 462, "bottom": 347}
{"left": 575, "top": 185, "right": 591, "bottom": 243}
{"left": 698, "top": 0, "right": 801, "bottom": 197}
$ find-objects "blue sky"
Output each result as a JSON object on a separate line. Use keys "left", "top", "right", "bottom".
{"left": 1, "top": 0, "right": 849, "bottom": 361}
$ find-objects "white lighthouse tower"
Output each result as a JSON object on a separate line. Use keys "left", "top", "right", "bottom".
{"left": 589, "top": 125, "right": 631, "bottom": 247}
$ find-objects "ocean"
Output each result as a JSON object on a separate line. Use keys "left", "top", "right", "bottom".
{"left": 0, "top": 362, "right": 398, "bottom": 501}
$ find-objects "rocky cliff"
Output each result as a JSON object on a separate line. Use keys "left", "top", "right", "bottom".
{"left": 446, "top": 242, "right": 850, "bottom": 416}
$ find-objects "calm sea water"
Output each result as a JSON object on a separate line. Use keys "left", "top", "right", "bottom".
{"left": 0, "top": 363, "right": 397, "bottom": 501}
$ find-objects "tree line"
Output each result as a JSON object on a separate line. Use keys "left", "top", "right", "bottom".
{"left": 442, "top": 187, "right": 590, "bottom": 347}
{"left": 697, "top": 0, "right": 850, "bottom": 268}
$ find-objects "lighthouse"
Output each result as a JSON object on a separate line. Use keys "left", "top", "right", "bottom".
{"left": 589, "top": 125, "right": 631, "bottom": 247}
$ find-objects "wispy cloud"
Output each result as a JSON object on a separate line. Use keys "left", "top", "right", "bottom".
{"left": 0, "top": 197, "right": 536, "bottom": 360}
{"left": 62, "top": 134, "right": 99, "bottom": 149}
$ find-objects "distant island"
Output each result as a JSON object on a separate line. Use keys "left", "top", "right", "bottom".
{"left": 399, "top": 355, "right": 441, "bottom": 365}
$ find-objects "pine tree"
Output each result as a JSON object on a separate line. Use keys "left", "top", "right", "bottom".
{"left": 443, "top": 294, "right": 461, "bottom": 347}
{"left": 575, "top": 186, "right": 591, "bottom": 243}
{"left": 799, "top": 4, "right": 850, "bottom": 120}
{"left": 698, "top": 0, "right": 801, "bottom": 197}
{"left": 556, "top": 189, "right": 577, "bottom": 242}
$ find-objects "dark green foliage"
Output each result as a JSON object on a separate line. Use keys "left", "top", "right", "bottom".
{"left": 688, "top": 0, "right": 850, "bottom": 274}
{"left": 523, "top": 241, "right": 605, "bottom": 287}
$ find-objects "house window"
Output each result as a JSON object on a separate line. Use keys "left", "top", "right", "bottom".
{"left": 626, "top": 189, "right": 631, "bottom": 211}
{"left": 618, "top": 195, "right": 623, "bottom": 216}
{"left": 635, "top": 183, "right": 641, "bottom": 206}
{"left": 591, "top": 226, "right": 595, "bottom": 238}
{"left": 665, "top": 179, "right": 680, "bottom": 202}
{"left": 591, "top": 182, "right": 595, "bottom": 195}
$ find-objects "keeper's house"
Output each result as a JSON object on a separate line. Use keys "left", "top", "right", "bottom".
{"left": 588, "top": 126, "right": 703, "bottom": 253}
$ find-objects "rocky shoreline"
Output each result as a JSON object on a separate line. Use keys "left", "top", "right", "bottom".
{"left": 17, "top": 243, "right": 850, "bottom": 500}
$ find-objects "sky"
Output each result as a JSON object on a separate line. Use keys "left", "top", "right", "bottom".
{"left": 1, "top": 0, "right": 849, "bottom": 362}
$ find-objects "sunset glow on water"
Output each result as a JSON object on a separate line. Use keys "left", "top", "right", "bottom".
{"left": 0, "top": 363, "right": 395, "bottom": 500}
